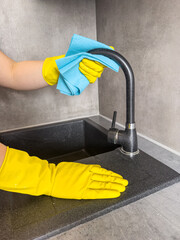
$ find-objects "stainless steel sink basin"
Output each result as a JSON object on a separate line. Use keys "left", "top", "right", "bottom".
{"left": 0, "top": 118, "right": 118, "bottom": 164}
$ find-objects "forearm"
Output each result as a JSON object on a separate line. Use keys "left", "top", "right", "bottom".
{"left": 11, "top": 60, "right": 48, "bottom": 90}
{"left": 0, "top": 51, "right": 48, "bottom": 90}
{"left": 0, "top": 143, "right": 7, "bottom": 168}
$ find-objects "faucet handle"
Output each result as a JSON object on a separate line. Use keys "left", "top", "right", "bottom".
{"left": 108, "top": 111, "right": 119, "bottom": 144}
{"left": 111, "top": 111, "right": 117, "bottom": 128}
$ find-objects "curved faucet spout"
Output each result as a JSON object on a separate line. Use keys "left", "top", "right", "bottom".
{"left": 89, "top": 48, "right": 135, "bottom": 124}
{"left": 89, "top": 49, "right": 139, "bottom": 156}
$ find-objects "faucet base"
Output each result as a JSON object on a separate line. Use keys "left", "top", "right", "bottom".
{"left": 119, "top": 147, "right": 139, "bottom": 157}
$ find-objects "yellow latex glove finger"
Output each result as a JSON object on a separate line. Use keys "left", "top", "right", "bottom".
{"left": 79, "top": 60, "right": 104, "bottom": 83}
{"left": 42, "top": 55, "right": 65, "bottom": 85}
{"left": 79, "top": 61, "right": 102, "bottom": 78}
{"left": 88, "top": 180, "right": 126, "bottom": 192}
{"left": 90, "top": 165, "right": 123, "bottom": 177}
{"left": 81, "top": 59, "right": 104, "bottom": 72}
{"left": 90, "top": 166, "right": 128, "bottom": 186}
{"left": 91, "top": 173, "right": 128, "bottom": 186}
{"left": 79, "top": 67, "right": 97, "bottom": 84}
{"left": 83, "top": 46, "right": 114, "bottom": 71}
{"left": 79, "top": 46, "right": 114, "bottom": 84}
{"left": 109, "top": 46, "right": 115, "bottom": 50}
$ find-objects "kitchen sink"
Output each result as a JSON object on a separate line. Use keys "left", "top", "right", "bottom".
{"left": 0, "top": 117, "right": 179, "bottom": 240}
{"left": 0, "top": 118, "right": 118, "bottom": 164}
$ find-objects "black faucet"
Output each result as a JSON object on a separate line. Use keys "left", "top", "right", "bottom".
{"left": 89, "top": 48, "right": 139, "bottom": 156}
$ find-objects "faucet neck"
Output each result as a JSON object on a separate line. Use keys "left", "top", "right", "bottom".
{"left": 89, "top": 48, "right": 135, "bottom": 124}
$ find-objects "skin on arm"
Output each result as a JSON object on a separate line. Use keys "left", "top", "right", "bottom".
{"left": 0, "top": 51, "right": 49, "bottom": 168}
{"left": 0, "top": 50, "right": 48, "bottom": 90}
{"left": 0, "top": 143, "right": 7, "bottom": 168}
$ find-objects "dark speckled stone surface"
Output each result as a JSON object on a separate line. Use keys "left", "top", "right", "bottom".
{"left": 0, "top": 119, "right": 180, "bottom": 240}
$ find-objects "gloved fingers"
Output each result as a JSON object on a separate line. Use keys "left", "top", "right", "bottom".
{"left": 109, "top": 46, "right": 115, "bottom": 50}
{"left": 82, "top": 46, "right": 114, "bottom": 73}
{"left": 79, "top": 67, "right": 97, "bottom": 83}
{"left": 88, "top": 180, "right": 126, "bottom": 192}
{"left": 83, "top": 188, "right": 120, "bottom": 199}
{"left": 94, "top": 61, "right": 107, "bottom": 69}
{"left": 81, "top": 58, "right": 105, "bottom": 72}
{"left": 79, "top": 61, "right": 102, "bottom": 78}
{"left": 91, "top": 173, "right": 128, "bottom": 186}
{"left": 90, "top": 166, "right": 123, "bottom": 178}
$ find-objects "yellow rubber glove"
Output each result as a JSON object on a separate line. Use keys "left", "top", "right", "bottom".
{"left": 0, "top": 147, "right": 128, "bottom": 199}
{"left": 42, "top": 55, "right": 105, "bottom": 86}
{"left": 79, "top": 46, "right": 115, "bottom": 84}
{"left": 42, "top": 47, "right": 114, "bottom": 86}
{"left": 42, "top": 55, "right": 65, "bottom": 86}
{"left": 79, "top": 59, "right": 105, "bottom": 84}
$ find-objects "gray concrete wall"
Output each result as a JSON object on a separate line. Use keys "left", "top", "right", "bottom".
{"left": 0, "top": 0, "right": 98, "bottom": 131}
{"left": 96, "top": 0, "right": 180, "bottom": 152}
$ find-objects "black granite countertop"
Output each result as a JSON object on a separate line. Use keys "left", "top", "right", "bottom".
{"left": 0, "top": 146, "right": 180, "bottom": 240}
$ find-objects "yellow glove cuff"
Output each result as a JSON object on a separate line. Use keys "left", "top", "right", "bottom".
{"left": 0, "top": 147, "right": 54, "bottom": 196}
{"left": 42, "top": 55, "right": 65, "bottom": 86}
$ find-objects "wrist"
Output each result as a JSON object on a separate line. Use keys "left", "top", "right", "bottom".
{"left": 42, "top": 55, "right": 65, "bottom": 86}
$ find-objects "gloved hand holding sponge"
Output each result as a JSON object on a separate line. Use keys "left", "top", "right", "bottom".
{"left": 42, "top": 34, "right": 119, "bottom": 95}
{"left": 42, "top": 54, "right": 105, "bottom": 86}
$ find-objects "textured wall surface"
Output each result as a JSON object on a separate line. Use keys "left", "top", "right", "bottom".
{"left": 0, "top": 0, "right": 98, "bottom": 131}
{"left": 96, "top": 0, "right": 180, "bottom": 152}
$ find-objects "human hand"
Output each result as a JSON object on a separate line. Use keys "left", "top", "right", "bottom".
{"left": 0, "top": 147, "right": 128, "bottom": 200}
{"left": 42, "top": 47, "right": 114, "bottom": 86}
{"left": 79, "top": 59, "right": 105, "bottom": 84}
{"left": 79, "top": 46, "right": 114, "bottom": 84}
{"left": 52, "top": 161, "right": 128, "bottom": 199}
{"left": 43, "top": 55, "right": 105, "bottom": 85}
